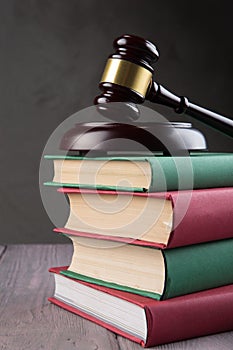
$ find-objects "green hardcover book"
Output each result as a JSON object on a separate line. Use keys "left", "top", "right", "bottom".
{"left": 44, "top": 153, "right": 233, "bottom": 192}
{"left": 61, "top": 235, "right": 233, "bottom": 300}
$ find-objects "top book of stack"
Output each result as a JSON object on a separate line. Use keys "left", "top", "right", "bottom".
{"left": 44, "top": 153, "right": 233, "bottom": 192}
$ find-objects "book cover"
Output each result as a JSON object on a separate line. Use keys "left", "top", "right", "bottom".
{"left": 49, "top": 266, "right": 233, "bottom": 347}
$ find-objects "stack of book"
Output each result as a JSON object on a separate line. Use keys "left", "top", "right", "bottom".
{"left": 45, "top": 153, "right": 233, "bottom": 347}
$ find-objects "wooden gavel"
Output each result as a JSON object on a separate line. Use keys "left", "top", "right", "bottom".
{"left": 95, "top": 34, "right": 233, "bottom": 138}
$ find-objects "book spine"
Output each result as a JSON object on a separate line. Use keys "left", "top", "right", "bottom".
{"left": 145, "top": 284, "right": 233, "bottom": 346}
{"left": 148, "top": 154, "right": 233, "bottom": 191}
{"left": 167, "top": 187, "right": 233, "bottom": 248}
{"left": 162, "top": 238, "right": 233, "bottom": 299}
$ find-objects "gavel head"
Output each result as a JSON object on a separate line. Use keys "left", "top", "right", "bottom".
{"left": 94, "top": 34, "right": 159, "bottom": 105}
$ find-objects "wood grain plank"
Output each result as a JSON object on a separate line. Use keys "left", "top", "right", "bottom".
{"left": 0, "top": 245, "right": 6, "bottom": 262}
{"left": 0, "top": 245, "right": 120, "bottom": 350}
{"left": 1, "top": 244, "right": 233, "bottom": 350}
{"left": 118, "top": 331, "right": 233, "bottom": 350}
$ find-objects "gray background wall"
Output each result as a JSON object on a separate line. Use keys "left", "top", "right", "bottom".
{"left": 0, "top": 0, "right": 232, "bottom": 243}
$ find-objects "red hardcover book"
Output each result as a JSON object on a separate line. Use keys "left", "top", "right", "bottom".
{"left": 57, "top": 187, "right": 233, "bottom": 248}
{"left": 49, "top": 266, "right": 233, "bottom": 347}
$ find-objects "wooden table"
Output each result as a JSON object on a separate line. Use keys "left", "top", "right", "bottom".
{"left": 1, "top": 244, "right": 232, "bottom": 350}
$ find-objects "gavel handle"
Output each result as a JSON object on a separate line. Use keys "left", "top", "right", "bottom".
{"left": 147, "top": 82, "right": 233, "bottom": 138}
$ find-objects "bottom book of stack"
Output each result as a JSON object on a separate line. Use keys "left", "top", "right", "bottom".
{"left": 49, "top": 266, "right": 233, "bottom": 347}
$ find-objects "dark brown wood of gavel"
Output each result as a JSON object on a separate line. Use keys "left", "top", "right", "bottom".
{"left": 94, "top": 34, "right": 233, "bottom": 138}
